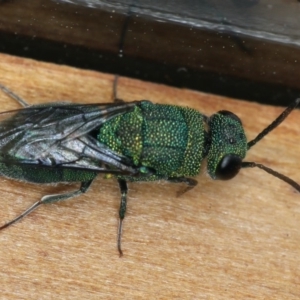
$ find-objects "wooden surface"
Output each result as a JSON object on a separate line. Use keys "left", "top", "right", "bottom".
{"left": 1, "top": 0, "right": 300, "bottom": 105}
{"left": 0, "top": 53, "right": 300, "bottom": 299}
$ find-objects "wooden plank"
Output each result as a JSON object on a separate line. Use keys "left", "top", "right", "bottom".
{"left": 0, "top": 0, "right": 300, "bottom": 104}
{"left": 0, "top": 53, "right": 299, "bottom": 299}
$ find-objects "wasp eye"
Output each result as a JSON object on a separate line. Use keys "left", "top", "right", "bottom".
{"left": 215, "top": 154, "right": 242, "bottom": 180}
{"left": 217, "top": 110, "right": 242, "bottom": 124}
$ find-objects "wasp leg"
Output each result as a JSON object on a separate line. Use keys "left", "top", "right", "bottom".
{"left": 112, "top": 75, "right": 125, "bottom": 104}
{"left": 167, "top": 177, "right": 198, "bottom": 197}
{"left": 117, "top": 178, "right": 128, "bottom": 257}
{"left": 0, "top": 180, "right": 94, "bottom": 230}
{"left": 0, "top": 83, "right": 30, "bottom": 107}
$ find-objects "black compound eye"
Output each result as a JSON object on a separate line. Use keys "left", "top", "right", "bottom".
{"left": 216, "top": 154, "right": 242, "bottom": 180}
{"left": 218, "top": 110, "right": 242, "bottom": 124}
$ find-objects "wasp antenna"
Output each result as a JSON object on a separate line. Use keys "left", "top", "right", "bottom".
{"left": 247, "top": 98, "right": 300, "bottom": 149}
{"left": 242, "top": 161, "right": 300, "bottom": 192}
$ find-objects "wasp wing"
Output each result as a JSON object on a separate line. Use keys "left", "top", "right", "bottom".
{"left": 0, "top": 101, "right": 141, "bottom": 175}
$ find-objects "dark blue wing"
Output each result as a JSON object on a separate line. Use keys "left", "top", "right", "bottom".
{"left": 0, "top": 101, "right": 141, "bottom": 175}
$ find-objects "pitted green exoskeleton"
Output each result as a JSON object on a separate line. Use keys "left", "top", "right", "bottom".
{"left": 0, "top": 83, "right": 299, "bottom": 256}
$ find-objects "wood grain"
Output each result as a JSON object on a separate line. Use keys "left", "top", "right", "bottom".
{"left": 1, "top": 0, "right": 300, "bottom": 99}
{"left": 0, "top": 53, "right": 299, "bottom": 299}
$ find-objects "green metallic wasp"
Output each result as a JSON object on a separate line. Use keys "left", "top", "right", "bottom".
{"left": 0, "top": 83, "right": 299, "bottom": 256}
